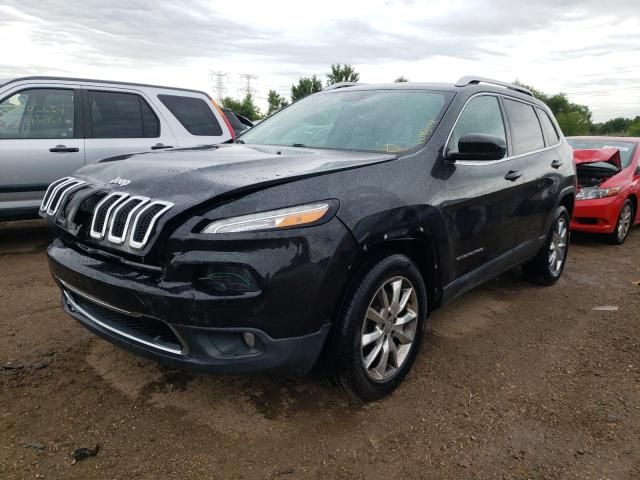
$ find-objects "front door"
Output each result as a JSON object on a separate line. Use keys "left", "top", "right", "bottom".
{"left": 0, "top": 86, "right": 85, "bottom": 216}
{"left": 442, "top": 94, "right": 524, "bottom": 281}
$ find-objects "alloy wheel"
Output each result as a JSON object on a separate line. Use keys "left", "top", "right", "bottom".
{"left": 548, "top": 216, "right": 568, "bottom": 276}
{"left": 360, "top": 276, "right": 419, "bottom": 382}
{"left": 617, "top": 204, "right": 633, "bottom": 242}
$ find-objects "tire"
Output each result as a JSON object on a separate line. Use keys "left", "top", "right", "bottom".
{"left": 607, "top": 200, "right": 634, "bottom": 245}
{"left": 323, "top": 253, "right": 427, "bottom": 402}
{"left": 522, "top": 206, "right": 570, "bottom": 286}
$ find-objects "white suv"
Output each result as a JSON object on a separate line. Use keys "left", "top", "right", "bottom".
{"left": 0, "top": 76, "right": 234, "bottom": 221}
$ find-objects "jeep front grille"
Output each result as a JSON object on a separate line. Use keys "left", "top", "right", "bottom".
{"left": 44, "top": 175, "right": 174, "bottom": 251}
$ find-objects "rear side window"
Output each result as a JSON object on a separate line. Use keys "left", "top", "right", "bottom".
{"left": 537, "top": 108, "right": 560, "bottom": 145}
{"left": 86, "top": 91, "right": 159, "bottom": 139}
{"left": 503, "top": 99, "right": 545, "bottom": 155}
{"left": 158, "top": 94, "right": 222, "bottom": 136}
{"left": 0, "top": 88, "right": 75, "bottom": 139}
{"left": 448, "top": 95, "right": 506, "bottom": 153}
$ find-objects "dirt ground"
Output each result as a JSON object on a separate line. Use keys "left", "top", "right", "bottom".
{"left": 0, "top": 220, "right": 639, "bottom": 480}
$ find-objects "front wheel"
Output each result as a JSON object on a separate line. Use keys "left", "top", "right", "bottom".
{"left": 324, "top": 254, "right": 427, "bottom": 402}
{"left": 523, "top": 206, "right": 570, "bottom": 286}
{"left": 607, "top": 200, "right": 633, "bottom": 245}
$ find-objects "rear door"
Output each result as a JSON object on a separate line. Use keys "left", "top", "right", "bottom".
{"left": 82, "top": 88, "right": 177, "bottom": 164}
{"left": 0, "top": 84, "right": 84, "bottom": 216}
{"left": 502, "top": 98, "right": 558, "bottom": 255}
{"left": 443, "top": 94, "right": 525, "bottom": 279}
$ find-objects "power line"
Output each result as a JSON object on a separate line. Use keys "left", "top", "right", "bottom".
{"left": 238, "top": 73, "right": 258, "bottom": 97}
{"left": 208, "top": 70, "right": 228, "bottom": 103}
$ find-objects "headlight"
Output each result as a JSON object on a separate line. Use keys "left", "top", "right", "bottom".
{"left": 576, "top": 187, "right": 621, "bottom": 200}
{"left": 202, "top": 202, "right": 331, "bottom": 234}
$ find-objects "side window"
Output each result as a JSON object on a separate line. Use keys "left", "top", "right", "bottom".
{"left": 448, "top": 95, "right": 506, "bottom": 153}
{"left": 86, "top": 91, "right": 159, "bottom": 139}
{"left": 503, "top": 99, "right": 545, "bottom": 155}
{"left": 537, "top": 108, "right": 560, "bottom": 146}
{"left": 0, "top": 88, "right": 74, "bottom": 139}
{"left": 158, "top": 94, "right": 223, "bottom": 136}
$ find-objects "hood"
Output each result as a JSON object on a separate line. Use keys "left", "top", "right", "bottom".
{"left": 573, "top": 148, "right": 622, "bottom": 170}
{"left": 76, "top": 144, "right": 396, "bottom": 207}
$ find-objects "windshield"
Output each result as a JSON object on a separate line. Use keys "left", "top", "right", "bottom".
{"left": 240, "top": 89, "right": 451, "bottom": 153}
{"left": 567, "top": 138, "right": 637, "bottom": 168}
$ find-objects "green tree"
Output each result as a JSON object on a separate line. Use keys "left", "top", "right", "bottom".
{"left": 593, "top": 117, "right": 634, "bottom": 135}
{"left": 627, "top": 118, "right": 640, "bottom": 137}
{"left": 326, "top": 64, "right": 360, "bottom": 86}
{"left": 222, "top": 94, "right": 261, "bottom": 121}
{"left": 394, "top": 76, "right": 409, "bottom": 82}
{"left": 515, "top": 81, "right": 593, "bottom": 136}
{"left": 266, "top": 89, "right": 289, "bottom": 116}
{"left": 291, "top": 75, "right": 323, "bottom": 101}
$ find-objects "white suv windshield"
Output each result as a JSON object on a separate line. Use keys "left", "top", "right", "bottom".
{"left": 241, "top": 89, "right": 450, "bottom": 153}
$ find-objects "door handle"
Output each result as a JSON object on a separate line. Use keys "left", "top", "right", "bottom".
{"left": 49, "top": 145, "right": 80, "bottom": 153}
{"left": 504, "top": 170, "right": 522, "bottom": 181}
{"left": 551, "top": 159, "right": 563, "bottom": 169}
{"left": 151, "top": 143, "right": 173, "bottom": 150}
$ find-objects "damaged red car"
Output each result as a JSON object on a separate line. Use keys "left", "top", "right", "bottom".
{"left": 567, "top": 137, "right": 640, "bottom": 244}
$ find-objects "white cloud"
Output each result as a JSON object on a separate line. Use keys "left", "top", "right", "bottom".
{"left": 1, "top": 0, "right": 638, "bottom": 121}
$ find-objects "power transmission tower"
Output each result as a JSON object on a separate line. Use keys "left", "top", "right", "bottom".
{"left": 209, "top": 70, "right": 228, "bottom": 103}
{"left": 238, "top": 73, "right": 258, "bottom": 97}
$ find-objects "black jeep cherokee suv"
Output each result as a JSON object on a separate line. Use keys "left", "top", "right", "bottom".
{"left": 43, "top": 77, "right": 575, "bottom": 401}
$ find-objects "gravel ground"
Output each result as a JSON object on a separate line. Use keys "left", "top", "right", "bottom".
{"left": 1, "top": 219, "right": 639, "bottom": 479}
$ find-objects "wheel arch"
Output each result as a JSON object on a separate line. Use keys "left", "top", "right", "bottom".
{"left": 344, "top": 236, "right": 442, "bottom": 314}
{"left": 559, "top": 191, "right": 575, "bottom": 219}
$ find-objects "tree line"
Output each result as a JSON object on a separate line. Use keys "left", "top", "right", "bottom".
{"left": 222, "top": 65, "right": 639, "bottom": 137}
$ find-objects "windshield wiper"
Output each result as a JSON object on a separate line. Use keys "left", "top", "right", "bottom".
{"left": 291, "top": 143, "right": 308, "bottom": 148}
{"left": 234, "top": 138, "right": 246, "bottom": 144}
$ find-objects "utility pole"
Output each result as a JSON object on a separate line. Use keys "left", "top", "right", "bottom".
{"left": 209, "top": 70, "right": 228, "bottom": 103}
{"left": 238, "top": 73, "right": 258, "bottom": 97}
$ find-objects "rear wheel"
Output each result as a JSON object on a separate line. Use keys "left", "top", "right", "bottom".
{"left": 523, "top": 206, "right": 570, "bottom": 286}
{"left": 607, "top": 200, "right": 633, "bottom": 245}
{"left": 324, "top": 254, "right": 427, "bottom": 402}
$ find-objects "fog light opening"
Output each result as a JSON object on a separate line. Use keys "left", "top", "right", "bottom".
{"left": 242, "top": 332, "right": 256, "bottom": 349}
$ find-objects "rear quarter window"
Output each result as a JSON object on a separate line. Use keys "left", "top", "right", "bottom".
{"left": 537, "top": 108, "right": 560, "bottom": 146}
{"left": 158, "top": 94, "right": 223, "bottom": 136}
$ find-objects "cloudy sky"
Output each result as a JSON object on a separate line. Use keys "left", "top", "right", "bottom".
{"left": 1, "top": 0, "right": 638, "bottom": 122}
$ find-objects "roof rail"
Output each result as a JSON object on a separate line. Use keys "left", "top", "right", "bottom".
{"left": 323, "top": 82, "right": 361, "bottom": 91}
{"left": 455, "top": 76, "right": 533, "bottom": 96}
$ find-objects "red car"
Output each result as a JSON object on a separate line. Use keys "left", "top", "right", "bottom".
{"left": 567, "top": 137, "right": 640, "bottom": 244}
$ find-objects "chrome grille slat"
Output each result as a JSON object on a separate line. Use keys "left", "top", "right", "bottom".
{"left": 47, "top": 179, "right": 87, "bottom": 216}
{"left": 40, "top": 177, "right": 74, "bottom": 212}
{"left": 46, "top": 180, "right": 173, "bottom": 250}
{"left": 90, "top": 192, "right": 130, "bottom": 240}
{"left": 107, "top": 195, "right": 150, "bottom": 245}
{"left": 129, "top": 200, "right": 174, "bottom": 250}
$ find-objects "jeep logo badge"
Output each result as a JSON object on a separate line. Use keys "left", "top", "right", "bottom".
{"left": 110, "top": 177, "right": 131, "bottom": 186}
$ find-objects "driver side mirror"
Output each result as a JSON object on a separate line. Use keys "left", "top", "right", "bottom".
{"left": 447, "top": 133, "right": 507, "bottom": 162}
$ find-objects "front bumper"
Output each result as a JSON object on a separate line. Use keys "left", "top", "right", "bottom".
{"left": 570, "top": 195, "right": 623, "bottom": 234}
{"left": 48, "top": 217, "right": 357, "bottom": 376}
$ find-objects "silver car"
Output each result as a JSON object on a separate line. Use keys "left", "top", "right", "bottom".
{"left": 0, "top": 76, "right": 234, "bottom": 220}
